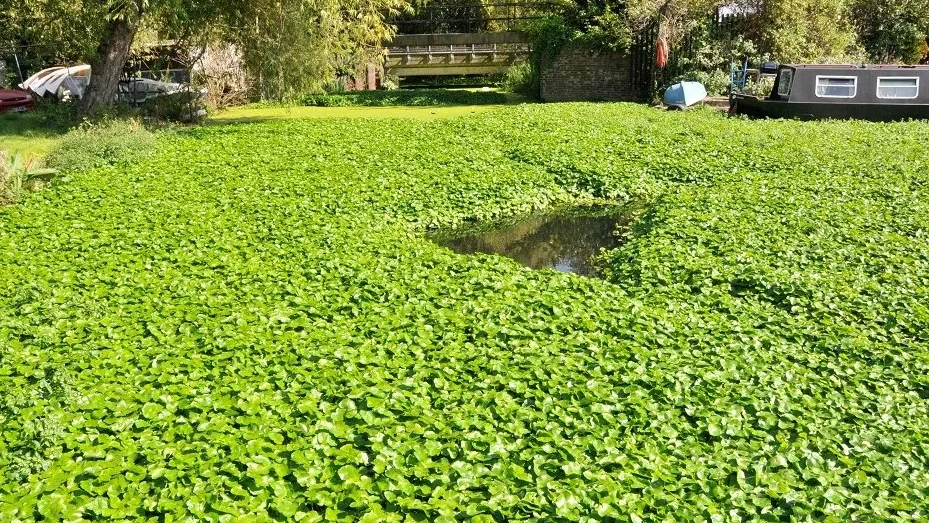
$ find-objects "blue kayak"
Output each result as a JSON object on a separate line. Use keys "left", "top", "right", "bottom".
{"left": 663, "top": 81, "right": 708, "bottom": 109}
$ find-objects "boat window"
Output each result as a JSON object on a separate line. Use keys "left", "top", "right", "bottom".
{"left": 777, "top": 69, "right": 793, "bottom": 96}
{"left": 815, "top": 76, "right": 857, "bottom": 98}
{"left": 877, "top": 77, "right": 919, "bottom": 99}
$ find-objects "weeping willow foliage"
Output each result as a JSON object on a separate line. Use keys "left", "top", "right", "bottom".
{"left": 225, "top": 0, "right": 409, "bottom": 100}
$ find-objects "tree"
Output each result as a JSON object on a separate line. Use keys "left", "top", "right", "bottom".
{"left": 80, "top": 1, "right": 147, "bottom": 112}
{"left": 394, "top": 0, "right": 491, "bottom": 34}
{"left": 0, "top": 0, "right": 104, "bottom": 85}
{"left": 626, "top": 0, "right": 725, "bottom": 37}
{"left": 0, "top": 0, "right": 411, "bottom": 112}
{"left": 851, "top": 0, "right": 929, "bottom": 63}
{"left": 761, "top": 0, "right": 860, "bottom": 62}
{"left": 231, "top": 0, "right": 409, "bottom": 100}
{"left": 720, "top": 0, "right": 861, "bottom": 63}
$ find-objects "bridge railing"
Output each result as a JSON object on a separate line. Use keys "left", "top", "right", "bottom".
{"left": 384, "top": 33, "right": 531, "bottom": 77}
{"left": 386, "top": 43, "right": 531, "bottom": 56}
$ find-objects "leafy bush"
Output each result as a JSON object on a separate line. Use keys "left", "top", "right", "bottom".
{"left": 301, "top": 88, "right": 509, "bottom": 107}
{"left": 138, "top": 91, "right": 208, "bottom": 123}
{"left": 498, "top": 61, "right": 535, "bottom": 97}
{"left": 2, "top": 105, "right": 929, "bottom": 521}
{"left": 670, "top": 31, "right": 763, "bottom": 97}
{"left": 403, "top": 75, "right": 501, "bottom": 89}
{"left": 522, "top": 10, "right": 631, "bottom": 57}
{"left": 44, "top": 119, "right": 156, "bottom": 173}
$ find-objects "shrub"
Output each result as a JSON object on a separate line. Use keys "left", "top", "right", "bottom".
{"left": 404, "top": 75, "right": 501, "bottom": 89}
{"left": 673, "top": 68, "right": 731, "bottom": 96}
{"left": 139, "top": 90, "right": 208, "bottom": 123}
{"left": 499, "top": 61, "right": 536, "bottom": 97}
{"left": 44, "top": 119, "right": 156, "bottom": 173}
{"left": 669, "top": 32, "right": 763, "bottom": 97}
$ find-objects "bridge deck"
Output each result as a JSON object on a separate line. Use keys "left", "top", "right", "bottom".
{"left": 385, "top": 33, "right": 530, "bottom": 77}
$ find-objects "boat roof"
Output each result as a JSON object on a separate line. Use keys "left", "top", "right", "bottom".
{"left": 784, "top": 64, "right": 929, "bottom": 70}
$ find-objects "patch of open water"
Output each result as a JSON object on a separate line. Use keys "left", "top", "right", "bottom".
{"left": 432, "top": 205, "right": 632, "bottom": 277}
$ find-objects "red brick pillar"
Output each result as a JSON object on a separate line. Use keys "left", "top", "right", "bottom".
{"left": 367, "top": 63, "right": 378, "bottom": 90}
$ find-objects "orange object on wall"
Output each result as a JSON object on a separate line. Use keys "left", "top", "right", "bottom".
{"left": 656, "top": 36, "right": 669, "bottom": 69}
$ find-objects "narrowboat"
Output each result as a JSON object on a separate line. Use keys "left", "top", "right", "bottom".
{"left": 730, "top": 64, "right": 929, "bottom": 121}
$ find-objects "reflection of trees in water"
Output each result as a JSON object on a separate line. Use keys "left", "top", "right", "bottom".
{"left": 441, "top": 214, "right": 622, "bottom": 275}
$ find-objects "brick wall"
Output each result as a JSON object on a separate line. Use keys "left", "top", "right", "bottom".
{"left": 540, "top": 45, "right": 641, "bottom": 102}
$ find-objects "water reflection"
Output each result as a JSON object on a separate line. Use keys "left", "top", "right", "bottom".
{"left": 433, "top": 206, "right": 629, "bottom": 277}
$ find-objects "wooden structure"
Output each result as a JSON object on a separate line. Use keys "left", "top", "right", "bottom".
{"left": 385, "top": 32, "right": 529, "bottom": 77}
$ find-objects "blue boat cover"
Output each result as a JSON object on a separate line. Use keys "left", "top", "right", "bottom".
{"left": 663, "top": 81, "right": 709, "bottom": 108}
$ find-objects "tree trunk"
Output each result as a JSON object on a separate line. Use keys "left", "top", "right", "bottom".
{"left": 80, "top": 17, "right": 139, "bottom": 114}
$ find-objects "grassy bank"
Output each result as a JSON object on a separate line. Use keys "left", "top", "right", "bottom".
{"left": 210, "top": 103, "right": 515, "bottom": 123}
{"left": 0, "top": 110, "right": 72, "bottom": 158}
{"left": 300, "top": 88, "right": 516, "bottom": 107}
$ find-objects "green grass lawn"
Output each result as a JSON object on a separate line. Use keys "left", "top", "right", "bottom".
{"left": 2, "top": 92, "right": 530, "bottom": 157}
{"left": 210, "top": 102, "right": 521, "bottom": 123}
{"left": 299, "top": 88, "right": 519, "bottom": 108}
{"left": 0, "top": 135, "right": 59, "bottom": 159}
{"left": 0, "top": 111, "right": 68, "bottom": 158}
{"left": 2, "top": 104, "right": 929, "bottom": 521}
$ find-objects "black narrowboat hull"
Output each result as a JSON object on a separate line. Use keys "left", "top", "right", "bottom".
{"left": 732, "top": 95, "right": 929, "bottom": 121}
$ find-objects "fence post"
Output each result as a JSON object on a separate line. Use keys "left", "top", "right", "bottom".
{"left": 12, "top": 47, "right": 24, "bottom": 84}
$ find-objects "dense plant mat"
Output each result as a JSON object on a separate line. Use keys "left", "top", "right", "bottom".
{"left": 1, "top": 105, "right": 928, "bottom": 521}
{"left": 301, "top": 89, "right": 510, "bottom": 107}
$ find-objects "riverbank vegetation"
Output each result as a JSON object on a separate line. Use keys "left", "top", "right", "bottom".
{"left": 3, "top": 0, "right": 927, "bottom": 110}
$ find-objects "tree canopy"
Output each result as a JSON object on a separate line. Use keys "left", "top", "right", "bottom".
{"left": 2, "top": 0, "right": 928, "bottom": 108}
{"left": 851, "top": 0, "right": 929, "bottom": 63}
{"left": 1, "top": 0, "right": 410, "bottom": 109}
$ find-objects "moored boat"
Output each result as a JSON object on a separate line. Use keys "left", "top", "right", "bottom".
{"left": 731, "top": 63, "right": 929, "bottom": 121}
{"left": 663, "top": 81, "right": 708, "bottom": 110}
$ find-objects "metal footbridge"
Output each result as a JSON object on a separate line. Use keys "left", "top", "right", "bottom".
{"left": 385, "top": 32, "right": 530, "bottom": 77}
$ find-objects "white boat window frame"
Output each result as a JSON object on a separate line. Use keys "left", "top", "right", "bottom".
{"left": 815, "top": 75, "right": 858, "bottom": 99}
{"left": 777, "top": 69, "right": 794, "bottom": 96}
{"left": 876, "top": 76, "right": 920, "bottom": 100}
